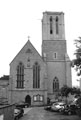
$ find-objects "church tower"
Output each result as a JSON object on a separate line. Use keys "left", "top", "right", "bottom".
{"left": 42, "top": 11, "right": 65, "bottom": 41}
{"left": 42, "top": 11, "right": 72, "bottom": 99}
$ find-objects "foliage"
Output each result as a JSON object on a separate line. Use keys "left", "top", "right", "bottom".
{"left": 60, "top": 85, "right": 72, "bottom": 103}
{"left": 72, "top": 37, "right": 81, "bottom": 77}
{"left": 60, "top": 85, "right": 81, "bottom": 102}
{"left": 71, "top": 87, "right": 81, "bottom": 97}
{"left": 76, "top": 96, "right": 81, "bottom": 107}
{"left": 60, "top": 85, "right": 81, "bottom": 97}
{"left": 60, "top": 85, "right": 71, "bottom": 98}
{"left": 76, "top": 96, "right": 81, "bottom": 117}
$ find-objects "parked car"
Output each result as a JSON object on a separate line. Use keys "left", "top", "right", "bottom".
{"left": 51, "top": 102, "right": 66, "bottom": 112}
{"left": 14, "top": 107, "right": 24, "bottom": 120}
{"left": 61, "top": 103, "right": 80, "bottom": 115}
{"left": 15, "top": 101, "right": 29, "bottom": 108}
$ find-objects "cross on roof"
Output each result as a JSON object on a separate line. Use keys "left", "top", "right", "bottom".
{"left": 28, "top": 36, "right": 30, "bottom": 40}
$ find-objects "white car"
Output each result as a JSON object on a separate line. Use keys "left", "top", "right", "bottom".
{"left": 51, "top": 102, "right": 65, "bottom": 112}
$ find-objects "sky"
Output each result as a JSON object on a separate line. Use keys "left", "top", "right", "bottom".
{"left": 0, "top": 0, "right": 81, "bottom": 87}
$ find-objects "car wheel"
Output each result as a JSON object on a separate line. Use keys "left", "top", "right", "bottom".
{"left": 15, "top": 117, "right": 18, "bottom": 120}
{"left": 68, "top": 111, "right": 71, "bottom": 115}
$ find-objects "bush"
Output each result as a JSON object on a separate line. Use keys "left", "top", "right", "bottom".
{"left": 76, "top": 108, "right": 81, "bottom": 117}
{"left": 76, "top": 96, "right": 81, "bottom": 117}
{"left": 76, "top": 96, "right": 81, "bottom": 107}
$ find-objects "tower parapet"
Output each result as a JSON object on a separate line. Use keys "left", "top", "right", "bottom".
{"left": 42, "top": 11, "right": 65, "bottom": 41}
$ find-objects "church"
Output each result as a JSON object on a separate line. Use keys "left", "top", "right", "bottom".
{"left": 9, "top": 11, "right": 72, "bottom": 106}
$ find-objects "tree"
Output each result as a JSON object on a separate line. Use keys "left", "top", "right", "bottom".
{"left": 71, "top": 87, "right": 81, "bottom": 97}
{"left": 60, "top": 85, "right": 71, "bottom": 103}
{"left": 76, "top": 96, "right": 81, "bottom": 117}
{"left": 71, "top": 37, "right": 81, "bottom": 117}
{"left": 72, "top": 37, "right": 81, "bottom": 77}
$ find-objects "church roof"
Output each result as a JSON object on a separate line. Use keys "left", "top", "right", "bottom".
{"left": 10, "top": 40, "right": 44, "bottom": 65}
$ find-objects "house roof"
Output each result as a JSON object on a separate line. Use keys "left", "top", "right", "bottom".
{"left": 0, "top": 75, "right": 9, "bottom": 80}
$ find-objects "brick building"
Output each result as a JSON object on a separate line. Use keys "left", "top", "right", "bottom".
{"left": 9, "top": 11, "right": 72, "bottom": 106}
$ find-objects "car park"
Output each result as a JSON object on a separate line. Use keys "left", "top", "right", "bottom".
{"left": 15, "top": 101, "right": 29, "bottom": 108}
{"left": 14, "top": 107, "right": 24, "bottom": 120}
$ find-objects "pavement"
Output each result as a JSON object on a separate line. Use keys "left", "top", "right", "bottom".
{"left": 23, "top": 107, "right": 32, "bottom": 115}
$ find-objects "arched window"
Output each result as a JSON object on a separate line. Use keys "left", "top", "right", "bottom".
{"left": 33, "top": 62, "right": 40, "bottom": 88}
{"left": 53, "top": 77, "right": 59, "bottom": 92}
{"left": 17, "top": 62, "right": 24, "bottom": 88}
{"left": 50, "top": 16, "right": 53, "bottom": 34}
{"left": 56, "top": 16, "right": 59, "bottom": 34}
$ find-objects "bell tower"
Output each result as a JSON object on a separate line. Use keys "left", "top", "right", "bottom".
{"left": 42, "top": 11, "right": 67, "bottom": 61}
{"left": 42, "top": 11, "right": 65, "bottom": 41}
{"left": 42, "top": 11, "right": 72, "bottom": 99}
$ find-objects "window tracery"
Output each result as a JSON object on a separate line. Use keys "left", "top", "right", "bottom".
{"left": 53, "top": 77, "right": 59, "bottom": 92}
{"left": 17, "top": 62, "right": 24, "bottom": 88}
{"left": 33, "top": 62, "right": 40, "bottom": 88}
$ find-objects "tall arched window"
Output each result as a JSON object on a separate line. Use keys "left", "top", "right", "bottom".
{"left": 17, "top": 62, "right": 24, "bottom": 88}
{"left": 33, "top": 62, "right": 40, "bottom": 88}
{"left": 56, "top": 16, "right": 59, "bottom": 34}
{"left": 50, "top": 16, "right": 53, "bottom": 34}
{"left": 53, "top": 77, "right": 59, "bottom": 92}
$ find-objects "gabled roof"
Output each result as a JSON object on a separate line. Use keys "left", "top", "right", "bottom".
{"left": 10, "top": 40, "right": 44, "bottom": 65}
{"left": 0, "top": 75, "right": 9, "bottom": 80}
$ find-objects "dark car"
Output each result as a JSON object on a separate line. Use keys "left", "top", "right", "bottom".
{"left": 61, "top": 104, "right": 80, "bottom": 115}
{"left": 14, "top": 107, "right": 24, "bottom": 120}
{"left": 15, "top": 101, "right": 29, "bottom": 108}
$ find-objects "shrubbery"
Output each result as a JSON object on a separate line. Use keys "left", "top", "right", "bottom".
{"left": 76, "top": 96, "right": 81, "bottom": 117}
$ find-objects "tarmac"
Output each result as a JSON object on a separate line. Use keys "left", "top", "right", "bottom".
{"left": 20, "top": 107, "right": 80, "bottom": 120}
{"left": 23, "top": 107, "right": 32, "bottom": 115}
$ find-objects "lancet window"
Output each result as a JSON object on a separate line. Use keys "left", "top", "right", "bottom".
{"left": 17, "top": 62, "right": 24, "bottom": 88}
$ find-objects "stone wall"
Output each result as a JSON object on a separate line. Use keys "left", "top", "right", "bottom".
{"left": 0, "top": 104, "right": 15, "bottom": 120}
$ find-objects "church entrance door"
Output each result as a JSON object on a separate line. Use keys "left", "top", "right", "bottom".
{"left": 25, "top": 95, "right": 31, "bottom": 106}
